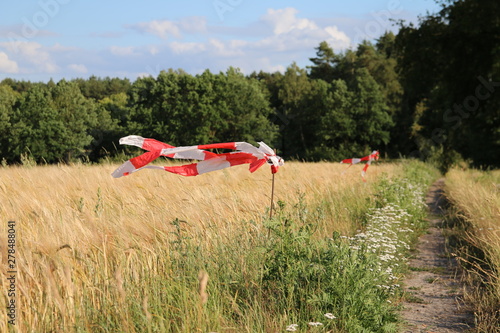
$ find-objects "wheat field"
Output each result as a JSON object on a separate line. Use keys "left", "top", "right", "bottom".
{"left": 0, "top": 161, "right": 402, "bottom": 332}
{"left": 0, "top": 161, "right": 401, "bottom": 249}
{"left": 445, "top": 168, "right": 500, "bottom": 331}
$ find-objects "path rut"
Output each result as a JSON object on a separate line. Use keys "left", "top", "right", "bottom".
{"left": 401, "top": 178, "right": 474, "bottom": 332}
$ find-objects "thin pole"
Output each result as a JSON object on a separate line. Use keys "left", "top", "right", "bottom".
{"left": 269, "top": 172, "right": 275, "bottom": 219}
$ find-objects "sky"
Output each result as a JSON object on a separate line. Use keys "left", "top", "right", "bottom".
{"left": 0, "top": 0, "right": 442, "bottom": 82}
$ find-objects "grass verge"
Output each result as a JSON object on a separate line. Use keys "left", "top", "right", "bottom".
{"left": 444, "top": 168, "right": 500, "bottom": 332}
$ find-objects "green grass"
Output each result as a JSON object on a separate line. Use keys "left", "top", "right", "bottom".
{"left": 402, "top": 293, "right": 426, "bottom": 304}
{"left": 409, "top": 266, "right": 447, "bottom": 275}
{"left": 425, "top": 277, "right": 440, "bottom": 284}
{"left": 1, "top": 160, "right": 440, "bottom": 332}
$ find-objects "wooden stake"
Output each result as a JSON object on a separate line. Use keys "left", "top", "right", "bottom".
{"left": 269, "top": 148, "right": 277, "bottom": 220}
{"left": 269, "top": 172, "right": 275, "bottom": 219}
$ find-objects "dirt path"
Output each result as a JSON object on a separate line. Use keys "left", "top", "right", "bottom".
{"left": 401, "top": 178, "right": 474, "bottom": 332}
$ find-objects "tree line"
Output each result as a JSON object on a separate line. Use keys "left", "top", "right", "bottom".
{"left": 1, "top": 0, "right": 498, "bottom": 170}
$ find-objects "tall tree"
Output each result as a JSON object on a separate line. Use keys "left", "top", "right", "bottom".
{"left": 74, "top": 76, "right": 131, "bottom": 101}
{"left": 277, "top": 63, "right": 317, "bottom": 157}
{"left": 313, "top": 79, "right": 355, "bottom": 159}
{"left": 7, "top": 81, "right": 108, "bottom": 163}
{"left": 396, "top": 0, "right": 500, "bottom": 168}
{"left": 308, "top": 41, "right": 340, "bottom": 82}
{"left": 127, "top": 69, "right": 276, "bottom": 147}
{"left": 0, "top": 85, "right": 20, "bottom": 162}
{"left": 211, "top": 67, "right": 277, "bottom": 144}
{"left": 346, "top": 68, "right": 393, "bottom": 150}
{"left": 9, "top": 84, "right": 67, "bottom": 162}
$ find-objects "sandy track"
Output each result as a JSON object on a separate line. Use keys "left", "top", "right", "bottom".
{"left": 401, "top": 179, "right": 474, "bottom": 332}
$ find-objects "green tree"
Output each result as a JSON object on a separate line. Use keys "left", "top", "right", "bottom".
{"left": 50, "top": 80, "right": 101, "bottom": 161}
{"left": 0, "top": 85, "right": 20, "bottom": 162}
{"left": 311, "top": 70, "right": 393, "bottom": 160}
{"left": 396, "top": 0, "right": 500, "bottom": 167}
{"left": 308, "top": 41, "right": 340, "bottom": 82}
{"left": 128, "top": 69, "right": 218, "bottom": 145}
{"left": 360, "top": 34, "right": 402, "bottom": 119}
{"left": 211, "top": 67, "right": 277, "bottom": 143}
{"left": 9, "top": 84, "right": 67, "bottom": 162}
{"left": 347, "top": 68, "right": 392, "bottom": 150}
{"left": 75, "top": 76, "right": 131, "bottom": 101}
{"left": 126, "top": 75, "right": 158, "bottom": 140}
{"left": 306, "top": 39, "right": 397, "bottom": 157}
{"left": 0, "top": 78, "right": 33, "bottom": 94}
{"left": 277, "top": 63, "right": 317, "bottom": 157}
{"left": 99, "top": 92, "right": 129, "bottom": 126}
{"left": 8, "top": 81, "right": 109, "bottom": 163}
{"left": 127, "top": 68, "right": 276, "bottom": 147}
{"left": 312, "top": 79, "right": 356, "bottom": 159}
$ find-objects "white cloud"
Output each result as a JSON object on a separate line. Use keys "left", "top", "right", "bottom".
{"left": 110, "top": 46, "right": 140, "bottom": 57}
{"left": 119, "top": 7, "right": 352, "bottom": 81}
{"left": 179, "top": 16, "right": 207, "bottom": 34}
{"left": 166, "top": 7, "right": 349, "bottom": 60}
{"left": 208, "top": 38, "right": 246, "bottom": 57}
{"left": 0, "top": 52, "right": 19, "bottom": 73}
{"left": 50, "top": 43, "right": 79, "bottom": 53}
{"left": 0, "top": 7, "right": 352, "bottom": 81}
{"left": 169, "top": 41, "right": 206, "bottom": 54}
{"left": 0, "top": 41, "right": 58, "bottom": 73}
{"left": 324, "top": 26, "right": 350, "bottom": 46}
{"left": 137, "top": 72, "right": 155, "bottom": 79}
{"left": 1, "top": 41, "right": 37, "bottom": 57}
{"left": 137, "top": 20, "right": 181, "bottom": 39}
{"left": 241, "top": 57, "right": 286, "bottom": 74}
{"left": 148, "top": 45, "right": 160, "bottom": 55}
{"left": 91, "top": 31, "right": 126, "bottom": 39}
{"left": 262, "top": 8, "right": 318, "bottom": 35}
{"left": 68, "top": 64, "right": 87, "bottom": 74}
{"left": 0, "top": 24, "right": 57, "bottom": 38}
{"left": 129, "top": 16, "right": 207, "bottom": 40}
{"left": 256, "top": 7, "right": 350, "bottom": 51}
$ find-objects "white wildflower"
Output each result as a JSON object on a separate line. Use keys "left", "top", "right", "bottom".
{"left": 308, "top": 322, "right": 323, "bottom": 327}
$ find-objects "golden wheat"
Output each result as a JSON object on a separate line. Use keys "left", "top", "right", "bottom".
{"left": 445, "top": 168, "right": 500, "bottom": 331}
{"left": 446, "top": 169, "right": 500, "bottom": 263}
{"left": 0, "top": 161, "right": 401, "bottom": 332}
{"left": 1, "top": 161, "right": 399, "bottom": 247}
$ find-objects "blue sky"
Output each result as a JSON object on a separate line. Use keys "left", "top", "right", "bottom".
{"left": 0, "top": 0, "right": 441, "bottom": 82}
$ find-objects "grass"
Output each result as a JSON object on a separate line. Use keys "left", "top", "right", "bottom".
{"left": 408, "top": 266, "right": 447, "bottom": 275}
{"left": 402, "top": 293, "right": 426, "bottom": 304}
{"left": 444, "top": 168, "right": 500, "bottom": 332}
{"left": 408, "top": 266, "right": 430, "bottom": 272}
{"left": 424, "top": 277, "right": 439, "bottom": 284}
{"left": 0, "top": 160, "right": 437, "bottom": 332}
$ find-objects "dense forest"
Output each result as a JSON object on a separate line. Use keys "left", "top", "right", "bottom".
{"left": 1, "top": 0, "right": 499, "bottom": 171}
